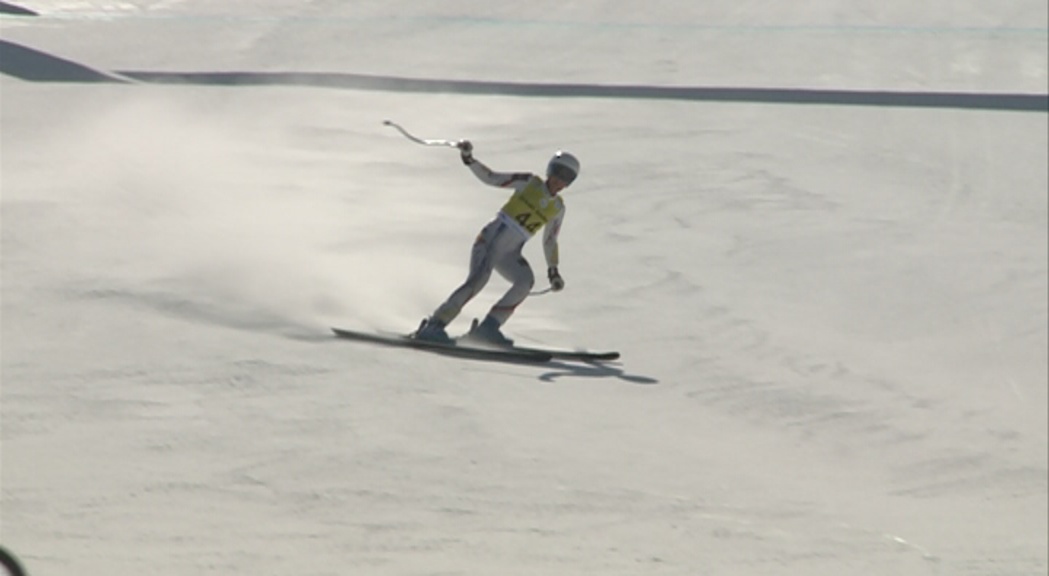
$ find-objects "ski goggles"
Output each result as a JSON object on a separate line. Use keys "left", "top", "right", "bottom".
{"left": 548, "top": 164, "right": 577, "bottom": 185}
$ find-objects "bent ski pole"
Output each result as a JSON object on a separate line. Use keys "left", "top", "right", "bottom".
{"left": 383, "top": 120, "right": 461, "bottom": 148}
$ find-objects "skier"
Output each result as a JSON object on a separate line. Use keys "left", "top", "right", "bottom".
{"left": 413, "top": 140, "right": 580, "bottom": 346}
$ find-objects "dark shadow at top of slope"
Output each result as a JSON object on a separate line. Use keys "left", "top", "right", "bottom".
{"left": 0, "top": 545, "right": 28, "bottom": 576}
{"left": 117, "top": 70, "right": 1049, "bottom": 113}
{"left": 0, "top": 1, "right": 37, "bottom": 16}
{"left": 0, "top": 40, "right": 123, "bottom": 82}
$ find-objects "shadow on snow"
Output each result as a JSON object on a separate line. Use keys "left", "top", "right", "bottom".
{"left": 1, "top": 40, "right": 1046, "bottom": 112}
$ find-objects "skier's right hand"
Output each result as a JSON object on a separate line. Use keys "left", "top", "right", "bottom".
{"left": 548, "top": 267, "right": 565, "bottom": 292}
{"left": 458, "top": 140, "right": 475, "bottom": 165}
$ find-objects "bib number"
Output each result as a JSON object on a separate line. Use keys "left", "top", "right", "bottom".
{"left": 515, "top": 212, "right": 542, "bottom": 233}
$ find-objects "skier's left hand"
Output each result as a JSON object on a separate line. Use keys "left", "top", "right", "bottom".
{"left": 548, "top": 267, "right": 565, "bottom": 292}
{"left": 458, "top": 140, "right": 475, "bottom": 165}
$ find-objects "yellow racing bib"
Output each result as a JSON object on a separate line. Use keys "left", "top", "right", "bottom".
{"left": 499, "top": 176, "right": 563, "bottom": 236}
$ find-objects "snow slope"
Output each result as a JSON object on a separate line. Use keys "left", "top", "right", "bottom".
{"left": 2, "top": 2, "right": 1047, "bottom": 575}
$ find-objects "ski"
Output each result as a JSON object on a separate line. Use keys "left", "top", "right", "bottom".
{"left": 331, "top": 327, "right": 552, "bottom": 363}
{"left": 512, "top": 346, "right": 620, "bottom": 363}
{"left": 332, "top": 327, "right": 620, "bottom": 364}
{"left": 456, "top": 334, "right": 619, "bottom": 362}
{"left": 458, "top": 319, "right": 620, "bottom": 363}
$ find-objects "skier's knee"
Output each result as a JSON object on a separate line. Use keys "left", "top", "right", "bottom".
{"left": 522, "top": 266, "right": 535, "bottom": 289}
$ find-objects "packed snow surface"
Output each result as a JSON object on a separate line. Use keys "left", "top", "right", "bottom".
{"left": 2, "top": 1, "right": 1046, "bottom": 575}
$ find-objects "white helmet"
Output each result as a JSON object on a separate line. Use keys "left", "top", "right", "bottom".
{"left": 546, "top": 151, "right": 580, "bottom": 185}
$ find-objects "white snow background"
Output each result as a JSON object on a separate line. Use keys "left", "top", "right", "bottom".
{"left": 1, "top": 1, "right": 1046, "bottom": 575}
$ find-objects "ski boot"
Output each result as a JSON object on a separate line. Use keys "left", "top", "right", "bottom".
{"left": 465, "top": 316, "right": 514, "bottom": 347}
{"left": 413, "top": 317, "right": 454, "bottom": 345}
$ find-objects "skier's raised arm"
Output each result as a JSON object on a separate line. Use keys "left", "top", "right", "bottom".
{"left": 458, "top": 140, "right": 533, "bottom": 191}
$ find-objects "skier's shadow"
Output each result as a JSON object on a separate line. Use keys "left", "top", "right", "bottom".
{"left": 536, "top": 360, "right": 659, "bottom": 385}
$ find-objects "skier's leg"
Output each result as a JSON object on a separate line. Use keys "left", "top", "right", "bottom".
{"left": 430, "top": 245, "right": 492, "bottom": 327}
{"left": 465, "top": 248, "right": 533, "bottom": 345}
{"left": 429, "top": 220, "right": 513, "bottom": 325}
{"left": 486, "top": 249, "right": 535, "bottom": 326}
{"left": 416, "top": 233, "right": 495, "bottom": 342}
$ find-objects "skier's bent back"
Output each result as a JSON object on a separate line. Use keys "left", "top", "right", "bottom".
{"left": 414, "top": 140, "right": 580, "bottom": 346}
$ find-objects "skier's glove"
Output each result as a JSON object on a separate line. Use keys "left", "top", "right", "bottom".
{"left": 548, "top": 267, "right": 565, "bottom": 292}
{"left": 458, "top": 140, "right": 475, "bottom": 165}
